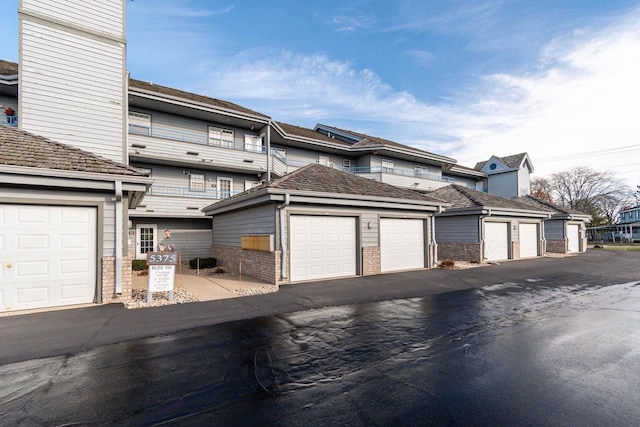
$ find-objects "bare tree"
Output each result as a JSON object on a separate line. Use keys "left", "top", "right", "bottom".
{"left": 530, "top": 177, "right": 553, "bottom": 202}
{"left": 542, "top": 166, "right": 631, "bottom": 226}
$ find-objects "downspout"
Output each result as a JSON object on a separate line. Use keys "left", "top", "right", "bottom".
{"left": 541, "top": 214, "right": 550, "bottom": 255}
{"left": 432, "top": 205, "right": 443, "bottom": 266}
{"left": 278, "top": 193, "right": 291, "bottom": 280}
{"left": 266, "top": 121, "right": 272, "bottom": 182}
{"left": 480, "top": 209, "right": 492, "bottom": 260}
{"left": 114, "top": 181, "right": 123, "bottom": 294}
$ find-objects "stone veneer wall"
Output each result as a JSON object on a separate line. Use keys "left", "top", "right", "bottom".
{"left": 436, "top": 242, "right": 482, "bottom": 263}
{"left": 511, "top": 241, "right": 521, "bottom": 260}
{"left": 101, "top": 256, "right": 132, "bottom": 304}
{"left": 362, "top": 246, "right": 381, "bottom": 275}
{"left": 211, "top": 245, "right": 279, "bottom": 286}
{"left": 546, "top": 239, "right": 567, "bottom": 254}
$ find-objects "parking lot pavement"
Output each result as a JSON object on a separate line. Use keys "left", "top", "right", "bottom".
{"left": 0, "top": 249, "right": 638, "bottom": 365}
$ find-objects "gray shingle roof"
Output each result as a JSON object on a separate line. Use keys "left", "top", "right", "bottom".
{"left": 0, "top": 125, "right": 146, "bottom": 176}
{"left": 275, "top": 122, "right": 351, "bottom": 146}
{"left": 241, "top": 163, "right": 445, "bottom": 203}
{"left": 0, "top": 60, "right": 18, "bottom": 76}
{"left": 429, "top": 184, "right": 552, "bottom": 211}
{"left": 474, "top": 153, "right": 528, "bottom": 171}
{"left": 317, "top": 124, "right": 455, "bottom": 161}
{"left": 129, "top": 79, "right": 269, "bottom": 119}
{"left": 515, "top": 195, "right": 589, "bottom": 216}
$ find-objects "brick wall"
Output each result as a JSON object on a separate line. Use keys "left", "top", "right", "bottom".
{"left": 211, "top": 245, "right": 279, "bottom": 285}
{"left": 101, "top": 256, "right": 132, "bottom": 304}
{"left": 546, "top": 239, "right": 567, "bottom": 254}
{"left": 511, "top": 241, "right": 520, "bottom": 260}
{"left": 362, "top": 246, "right": 381, "bottom": 275}
{"left": 437, "top": 242, "right": 482, "bottom": 263}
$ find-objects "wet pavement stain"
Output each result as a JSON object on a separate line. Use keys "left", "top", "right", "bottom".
{"left": 1, "top": 280, "right": 640, "bottom": 425}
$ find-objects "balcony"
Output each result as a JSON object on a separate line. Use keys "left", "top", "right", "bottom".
{"left": 131, "top": 184, "right": 242, "bottom": 217}
{"left": 2, "top": 113, "right": 18, "bottom": 126}
{"left": 129, "top": 124, "right": 268, "bottom": 173}
{"left": 147, "top": 185, "right": 241, "bottom": 200}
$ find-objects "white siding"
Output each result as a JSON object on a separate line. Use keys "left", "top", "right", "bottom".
{"left": 22, "top": 0, "right": 125, "bottom": 38}
{"left": 20, "top": 15, "right": 126, "bottom": 163}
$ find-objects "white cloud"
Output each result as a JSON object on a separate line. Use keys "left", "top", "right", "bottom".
{"left": 191, "top": 8, "right": 640, "bottom": 187}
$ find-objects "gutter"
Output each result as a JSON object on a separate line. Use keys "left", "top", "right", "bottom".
{"left": 278, "top": 194, "right": 291, "bottom": 280}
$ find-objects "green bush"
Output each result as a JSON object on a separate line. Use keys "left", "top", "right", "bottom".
{"left": 189, "top": 257, "right": 217, "bottom": 269}
{"left": 132, "top": 259, "right": 148, "bottom": 271}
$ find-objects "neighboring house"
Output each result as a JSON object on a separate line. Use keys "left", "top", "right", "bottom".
{"left": 203, "top": 164, "right": 449, "bottom": 285}
{"left": 430, "top": 185, "right": 552, "bottom": 263}
{"left": 515, "top": 195, "right": 591, "bottom": 253}
{"left": 588, "top": 205, "right": 640, "bottom": 243}
{"left": 474, "top": 153, "right": 534, "bottom": 199}
{"left": 0, "top": 125, "right": 151, "bottom": 313}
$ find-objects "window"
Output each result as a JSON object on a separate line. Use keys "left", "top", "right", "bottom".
{"left": 343, "top": 159, "right": 352, "bottom": 169}
{"left": 381, "top": 159, "right": 395, "bottom": 173}
{"left": 489, "top": 163, "right": 497, "bottom": 170}
{"left": 129, "top": 111, "right": 151, "bottom": 135}
{"left": 244, "top": 134, "right": 263, "bottom": 152}
{"left": 217, "top": 177, "right": 233, "bottom": 199}
{"left": 414, "top": 165, "right": 429, "bottom": 177}
{"left": 319, "top": 155, "right": 331, "bottom": 166}
{"left": 190, "top": 173, "right": 205, "bottom": 192}
{"left": 209, "top": 126, "right": 234, "bottom": 148}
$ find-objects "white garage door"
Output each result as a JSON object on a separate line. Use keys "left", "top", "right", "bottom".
{"left": 290, "top": 215, "right": 356, "bottom": 282}
{"left": 484, "top": 222, "right": 509, "bottom": 261}
{"left": 567, "top": 224, "right": 580, "bottom": 252}
{"left": 519, "top": 223, "right": 539, "bottom": 258}
{"left": 0, "top": 205, "right": 97, "bottom": 312}
{"left": 380, "top": 218, "right": 425, "bottom": 272}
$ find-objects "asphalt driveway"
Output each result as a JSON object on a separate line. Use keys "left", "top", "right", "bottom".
{"left": 0, "top": 250, "right": 637, "bottom": 365}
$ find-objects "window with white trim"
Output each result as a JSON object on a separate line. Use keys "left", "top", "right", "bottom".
{"left": 190, "top": 173, "right": 205, "bottom": 192}
{"left": 318, "top": 155, "right": 331, "bottom": 166}
{"left": 343, "top": 159, "right": 352, "bottom": 169}
{"left": 209, "top": 126, "right": 234, "bottom": 148}
{"left": 244, "top": 134, "right": 263, "bottom": 152}
{"left": 217, "top": 177, "right": 233, "bottom": 199}
{"left": 414, "top": 165, "right": 429, "bottom": 177}
{"left": 129, "top": 111, "right": 151, "bottom": 135}
{"left": 381, "top": 159, "right": 395, "bottom": 173}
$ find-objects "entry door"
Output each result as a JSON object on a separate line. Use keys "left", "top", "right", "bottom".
{"left": 136, "top": 224, "right": 157, "bottom": 259}
{"left": 484, "top": 222, "right": 509, "bottom": 261}
{"left": 289, "top": 215, "right": 356, "bottom": 282}
{"left": 567, "top": 224, "right": 580, "bottom": 252}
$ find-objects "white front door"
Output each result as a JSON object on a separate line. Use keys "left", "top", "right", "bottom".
{"left": 519, "top": 223, "right": 539, "bottom": 258}
{"left": 567, "top": 224, "right": 580, "bottom": 252}
{"left": 380, "top": 218, "right": 425, "bottom": 272}
{"left": 484, "top": 222, "right": 509, "bottom": 261}
{"left": 289, "top": 215, "right": 356, "bottom": 282}
{"left": 136, "top": 224, "right": 157, "bottom": 260}
{"left": 0, "top": 204, "right": 97, "bottom": 312}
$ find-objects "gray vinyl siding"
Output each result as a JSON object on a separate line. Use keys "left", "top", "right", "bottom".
{"left": 212, "top": 204, "right": 276, "bottom": 247}
{"left": 20, "top": 11, "right": 126, "bottom": 163}
{"left": 487, "top": 171, "right": 518, "bottom": 199}
{"left": 435, "top": 215, "right": 480, "bottom": 242}
{"left": 361, "top": 212, "right": 378, "bottom": 247}
{"left": 284, "top": 146, "right": 349, "bottom": 168}
{"left": 545, "top": 220, "right": 565, "bottom": 239}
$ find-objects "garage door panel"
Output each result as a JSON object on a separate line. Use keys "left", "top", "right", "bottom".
{"left": 485, "top": 222, "right": 509, "bottom": 261}
{"left": 380, "top": 218, "right": 425, "bottom": 272}
{"left": 519, "top": 223, "right": 539, "bottom": 258}
{"left": 0, "top": 204, "right": 97, "bottom": 312}
{"left": 567, "top": 224, "right": 580, "bottom": 252}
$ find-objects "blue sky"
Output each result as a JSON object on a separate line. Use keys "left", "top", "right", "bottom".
{"left": 1, "top": 1, "right": 639, "bottom": 187}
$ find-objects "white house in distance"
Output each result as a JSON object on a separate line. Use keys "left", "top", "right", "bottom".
{"left": 0, "top": 0, "right": 575, "bottom": 313}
